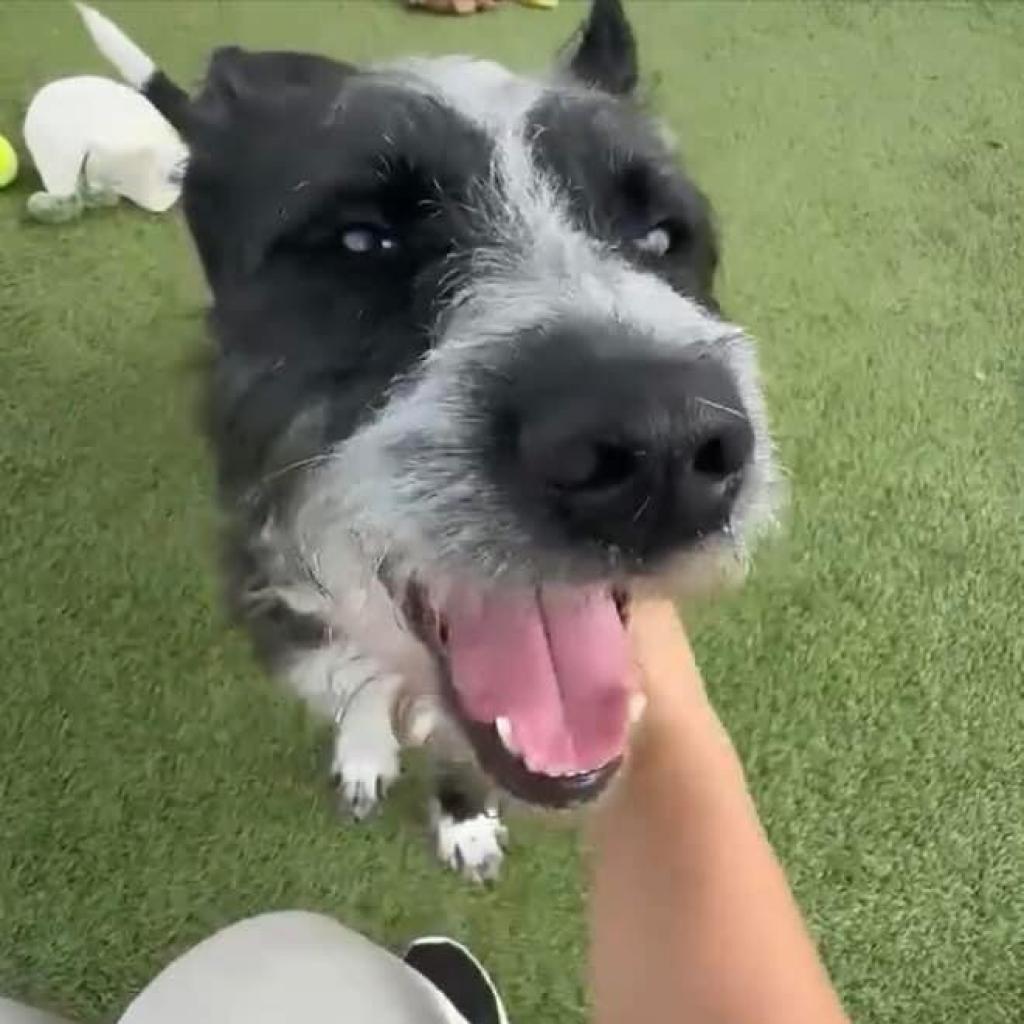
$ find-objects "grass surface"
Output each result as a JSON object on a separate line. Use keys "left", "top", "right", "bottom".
{"left": 1, "top": 2, "right": 1023, "bottom": 1021}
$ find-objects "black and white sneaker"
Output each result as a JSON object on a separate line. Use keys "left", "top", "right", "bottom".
{"left": 403, "top": 937, "right": 510, "bottom": 1024}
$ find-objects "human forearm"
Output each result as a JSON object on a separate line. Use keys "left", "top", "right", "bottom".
{"left": 588, "top": 602, "right": 848, "bottom": 1024}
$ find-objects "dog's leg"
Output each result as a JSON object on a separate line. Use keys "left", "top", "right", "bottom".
{"left": 330, "top": 663, "right": 403, "bottom": 821}
{"left": 283, "top": 643, "right": 403, "bottom": 820}
{"left": 430, "top": 766, "right": 507, "bottom": 884}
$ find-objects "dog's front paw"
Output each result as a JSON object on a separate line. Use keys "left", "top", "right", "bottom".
{"left": 432, "top": 804, "right": 508, "bottom": 884}
{"left": 331, "top": 733, "right": 400, "bottom": 821}
{"left": 328, "top": 669, "right": 403, "bottom": 821}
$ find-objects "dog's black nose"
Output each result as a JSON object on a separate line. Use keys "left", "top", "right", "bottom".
{"left": 499, "top": 327, "right": 754, "bottom": 562}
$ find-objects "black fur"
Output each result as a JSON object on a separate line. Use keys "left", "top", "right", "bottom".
{"left": 528, "top": 91, "right": 719, "bottom": 309}
{"left": 564, "top": 0, "right": 639, "bottom": 96}
{"left": 185, "top": 73, "right": 496, "bottom": 505}
{"left": 436, "top": 768, "right": 492, "bottom": 825}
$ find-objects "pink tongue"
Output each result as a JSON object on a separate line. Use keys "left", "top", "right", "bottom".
{"left": 444, "top": 587, "right": 631, "bottom": 776}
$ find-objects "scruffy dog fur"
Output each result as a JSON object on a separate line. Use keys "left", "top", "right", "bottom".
{"left": 80, "top": 0, "right": 781, "bottom": 881}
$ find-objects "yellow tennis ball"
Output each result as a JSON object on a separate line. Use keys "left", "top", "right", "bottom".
{"left": 0, "top": 134, "right": 18, "bottom": 188}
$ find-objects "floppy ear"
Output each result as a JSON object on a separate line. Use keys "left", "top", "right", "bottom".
{"left": 562, "top": 0, "right": 639, "bottom": 97}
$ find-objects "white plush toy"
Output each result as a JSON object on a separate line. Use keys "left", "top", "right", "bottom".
{"left": 23, "top": 73, "right": 186, "bottom": 223}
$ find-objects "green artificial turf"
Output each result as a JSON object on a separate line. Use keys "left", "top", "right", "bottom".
{"left": 1, "top": 2, "right": 1022, "bottom": 1021}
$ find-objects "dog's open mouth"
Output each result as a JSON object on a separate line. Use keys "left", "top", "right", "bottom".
{"left": 403, "top": 581, "right": 636, "bottom": 809}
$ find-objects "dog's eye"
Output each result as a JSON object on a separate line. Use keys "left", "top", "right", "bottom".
{"left": 633, "top": 223, "right": 675, "bottom": 258}
{"left": 340, "top": 223, "right": 400, "bottom": 255}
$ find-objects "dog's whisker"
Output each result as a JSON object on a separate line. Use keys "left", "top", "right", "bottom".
{"left": 694, "top": 396, "right": 748, "bottom": 421}
{"left": 716, "top": 329, "right": 749, "bottom": 346}
{"left": 631, "top": 494, "right": 651, "bottom": 524}
{"left": 256, "top": 452, "right": 345, "bottom": 492}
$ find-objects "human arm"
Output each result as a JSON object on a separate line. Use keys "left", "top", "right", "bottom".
{"left": 588, "top": 599, "right": 849, "bottom": 1024}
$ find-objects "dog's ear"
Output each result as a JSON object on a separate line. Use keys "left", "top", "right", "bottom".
{"left": 207, "top": 46, "right": 250, "bottom": 96}
{"left": 561, "top": 0, "right": 639, "bottom": 97}
{"left": 192, "top": 47, "right": 261, "bottom": 121}
{"left": 190, "top": 47, "right": 360, "bottom": 130}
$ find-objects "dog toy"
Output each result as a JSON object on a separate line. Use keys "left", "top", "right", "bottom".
{"left": 0, "top": 134, "right": 18, "bottom": 188}
{"left": 22, "top": 74, "right": 186, "bottom": 224}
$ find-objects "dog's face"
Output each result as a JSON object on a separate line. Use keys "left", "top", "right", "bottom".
{"left": 189, "top": 0, "right": 781, "bottom": 808}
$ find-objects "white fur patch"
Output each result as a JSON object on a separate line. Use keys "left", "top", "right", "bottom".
{"left": 431, "top": 802, "right": 508, "bottom": 884}
{"left": 388, "top": 56, "right": 543, "bottom": 137}
{"left": 75, "top": 3, "right": 156, "bottom": 89}
{"left": 331, "top": 673, "right": 402, "bottom": 820}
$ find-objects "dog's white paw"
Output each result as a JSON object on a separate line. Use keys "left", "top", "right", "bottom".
{"left": 332, "top": 747, "right": 400, "bottom": 820}
{"left": 432, "top": 805, "right": 508, "bottom": 884}
{"left": 331, "top": 721, "right": 401, "bottom": 821}
{"left": 328, "top": 670, "right": 403, "bottom": 821}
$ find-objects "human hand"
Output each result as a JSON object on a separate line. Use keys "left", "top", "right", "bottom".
{"left": 627, "top": 598, "right": 707, "bottom": 711}
{"left": 623, "top": 597, "right": 739, "bottom": 777}
{"left": 407, "top": 0, "right": 500, "bottom": 14}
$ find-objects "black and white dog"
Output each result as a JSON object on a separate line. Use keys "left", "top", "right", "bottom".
{"left": 80, "top": 0, "right": 781, "bottom": 880}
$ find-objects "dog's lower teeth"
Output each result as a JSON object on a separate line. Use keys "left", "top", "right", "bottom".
{"left": 495, "top": 716, "right": 518, "bottom": 755}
